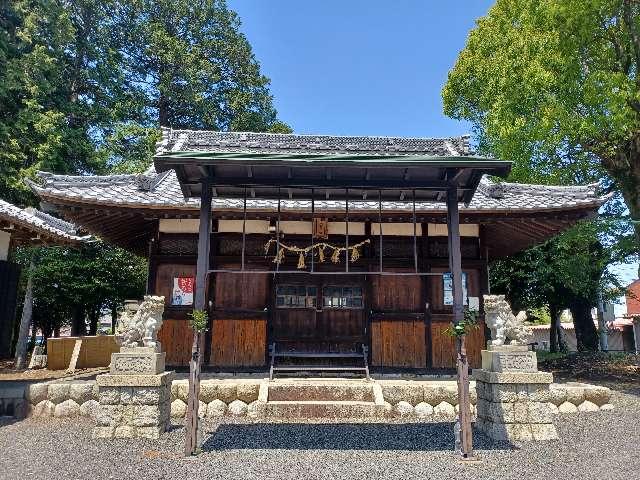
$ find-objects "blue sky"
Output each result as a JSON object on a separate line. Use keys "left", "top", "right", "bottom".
{"left": 228, "top": 0, "right": 493, "bottom": 137}
{"left": 229, "top": 0, "right": 639, "bottom": 305}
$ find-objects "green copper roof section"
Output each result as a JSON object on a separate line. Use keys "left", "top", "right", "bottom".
{"left": 155, "top": 151, "right": 511, "bottom": 170}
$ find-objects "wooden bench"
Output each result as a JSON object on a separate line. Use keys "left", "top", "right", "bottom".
{"left": 269, "top": 343, "right": 370, "bottom": 380}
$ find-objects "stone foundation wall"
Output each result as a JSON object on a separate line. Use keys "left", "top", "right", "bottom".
{"left": 24, "top": 379, "right": 613, "bottom": 420}
{"left": 93, "top": 372, "right": 173, "bottom": 439}
{"left": 26, "top": 382, "right": 100, "bottom": 419}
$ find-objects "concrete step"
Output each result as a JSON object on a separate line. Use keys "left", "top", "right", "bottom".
{"left": 268, "top": 382, "right": 375, "bottom": 402}
{"left": 265, "top": 400, "right": 384, "bottom": 419}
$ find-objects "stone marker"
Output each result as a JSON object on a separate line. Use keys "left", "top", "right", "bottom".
{"left": 93, "top": 296, "right": 174, "bottom": 439}
{"left": 474, "top": 296, "right": 558, "bottom": 442}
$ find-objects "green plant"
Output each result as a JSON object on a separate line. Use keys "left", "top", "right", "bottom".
{"left": 189, "top": 309, "right": 209, "bottom": 333}
{"left": 443, "top": 308, "right": 479, "bottom": 338}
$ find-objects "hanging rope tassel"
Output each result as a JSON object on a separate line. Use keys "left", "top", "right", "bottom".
{"left": 351, "top": 246, "right": 360, "bottom": 262}
{"left": 297, "top": 252, "right": 306, "bottom": 269}
{"left": 331, "top": 248, "right": 341, "bottom": 264}
{"left": 318, "top": 246, "right": 325, "bottom": 263}
{"left": 273, "top": 248, "right": 285, "bottom": 264}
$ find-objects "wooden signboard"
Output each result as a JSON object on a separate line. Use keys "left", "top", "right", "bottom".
{"left": 313, "top": 218, "right": 328, "bottom": 239}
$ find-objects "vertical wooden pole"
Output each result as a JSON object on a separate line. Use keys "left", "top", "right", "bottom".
{"left": 345, "top": 188, "right": 349, "bottom": 273}
{"left": 14, "top": 255, "right": 35, "bottom": 370}
{"left": 446, "top": 186, "right": 473, "bottom": 458}
{"left": 185, "top": 178, "right": 212, "bottom": 456}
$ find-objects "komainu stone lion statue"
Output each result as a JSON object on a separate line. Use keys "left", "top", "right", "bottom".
{"left": 115, "top": 295, "right": 165, "bottom": 351}
{"left": 483, "top": 294, "right": 533, "bottom": 346}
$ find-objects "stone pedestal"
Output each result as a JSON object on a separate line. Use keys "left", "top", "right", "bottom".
{"left": 93, "top": 349, "right": 173, "bottom": 439}
{"left": 473, "top": 346, "right": 558, "bottom": 442}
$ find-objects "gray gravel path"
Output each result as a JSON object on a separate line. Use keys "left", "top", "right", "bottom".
{"left": 1, "top": 391, "right": 639, "bottom": 480}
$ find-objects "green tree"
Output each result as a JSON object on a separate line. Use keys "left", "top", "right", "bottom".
{"left": 116, "top": 0, "right": 290, "bottom": 132}
{"left": 13, "top": 242, "right": 147, "bottom": 346}
{"left": 490, "top": 219, "right": 630, "bottom": 351}
{"left": 0, "top": 0, "right": 143, "bottom": 205}
{"left": 442, "top": 0, "right": 640, "bottom": 252}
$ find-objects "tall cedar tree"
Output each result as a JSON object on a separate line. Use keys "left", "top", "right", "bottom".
{"left": 442, "top": 0, "right": 640, "bottom": 257}
{"left": 0, "top": 0, "right": 137, "bottom": 205}
{"left": 116, "top": 0, "right": 290, "bottom": 132}
{"left": 2, "top": 0, "right": 288, "bottom": 350}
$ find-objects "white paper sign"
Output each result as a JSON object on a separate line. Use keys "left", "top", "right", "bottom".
{"left": 171, "top": 277, "right": 194, "bottom": 306}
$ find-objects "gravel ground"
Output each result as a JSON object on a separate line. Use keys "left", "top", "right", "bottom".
{"left": 1, "top": 391, "right": 639, "bottom": 480}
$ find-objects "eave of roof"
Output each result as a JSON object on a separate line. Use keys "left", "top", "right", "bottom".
{"left": 0, "top": 199, "right": 89, "bottom": 244}
{"left": 153, "top": 129, "right": 512, "bottom": 203}
{"left": 28, "top": 169, "right": 608, "bottom": 214}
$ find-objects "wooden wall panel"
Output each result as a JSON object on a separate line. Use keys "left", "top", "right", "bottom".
{"left": 0, "top": 261, "right": 20, "bottom": 358}
{"left": 210, "top": 318, "right": 266, "bottom": 366}
{"left": 371, "top": 274, "right": 422, "bottom": 311}
{"left": 157, "top": 319, "right": 193, "bottom": 366}
{"left": 428, "top": 268, "right": 480, "bottom": 313}
{"left": 155, "top": 263, "right": 197, "bottom": 301}
{"left": 431, "top": 321, "right": 485, "bottom": 369}
{"left": 214, "top": 270, "right": 269, "bottom": 309}
{"left": 47, "top": 335, "right": 120, "bottom": 370}
{"left": 371, "top": 319, "right": 426, "bottom": 368}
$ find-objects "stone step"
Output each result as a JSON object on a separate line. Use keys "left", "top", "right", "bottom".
{"left": 265, "top": 400, "right": 383, "bottom": 419}
{"left": 0, "top": 387, "right": 27, "bottom": 419}
{"left": 267, "top": 382, "right": 375, "bottom": 402}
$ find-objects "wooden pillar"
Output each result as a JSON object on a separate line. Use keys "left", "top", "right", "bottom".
{"left": 446, "top": 186, "right": 473, "bottom": 458}
{"left": 185, "top": 178, "right": 212, "bottom": 456}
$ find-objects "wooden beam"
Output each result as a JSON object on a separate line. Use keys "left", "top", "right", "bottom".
{"left": 446, "top": 186, "right": 474, "bottom": 459}
{"left": 185, "top": 178, "right": 212, "bottom": 456}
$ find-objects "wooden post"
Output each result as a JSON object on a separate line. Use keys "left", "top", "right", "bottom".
{"left": 14, "top": 255, "right": 35, "bottom": 370}
{"left": 446, "top": 186, "right": 473, "bottom": 458}
{"left": 185, "top": 178, "right": 212, "bottom": 456}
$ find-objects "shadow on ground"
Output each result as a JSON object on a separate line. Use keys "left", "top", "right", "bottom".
{"left": 201, "top": 422, "right": 514, "bottom": 452}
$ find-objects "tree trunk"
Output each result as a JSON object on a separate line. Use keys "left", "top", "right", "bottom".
{"left": 159, "top": 93, "right": 169, "bottom": 127}
{"left": 111, "top": 305, "right": 118, "bottom": 334}
{"left": 71, "top": 305, "right": 86, "bottom": 336}
{"left": 88, "top": 308, "right": 99, "bottom": 336}
{"left": 14, "top": 258, "right": 35, "bottom": 369}
{"left": 596, "top": 290, "right": 609, "bottom": 351}
{"left": 600, "top": 135, "right": 640, "bottom": 273}
{"left": 549, "top": 305, "right": 560, "bottom": 353}
{"left": 557, "top": 321, "right": 569, "bottom": 352}
{"left": 569, "top": 296, "right": 599, "bottom": 351}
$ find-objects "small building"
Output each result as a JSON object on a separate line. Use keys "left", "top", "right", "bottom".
{"left": 624, "top": 279, "right": 640, "bottom": 353}
{"left": 0, "top": 199, "right": 88, "bottom": 357}
{"left": 29, "top": 130, "right": 607, "bottom": 371}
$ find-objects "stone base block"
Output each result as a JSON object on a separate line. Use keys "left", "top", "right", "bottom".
{"left": 93, "top": 424, "right": 167, "bottom": 439}
{"left": 473, "top": 369, "right": 553, "bottom": 385}
{"left": 93, "top": 371, "right": 173, "bottom": 439}
{"left": 110, "top": 351, "right": 165, "bottom": 375}
{"left": 476, "top": 418, "right": 558, "bottom": 442}
{"left": 481, "top": 349, "right": 537, "bottom": 373}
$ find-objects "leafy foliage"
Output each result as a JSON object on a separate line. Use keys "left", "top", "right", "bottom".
{"left": 443, "top": 308, "right": 479, "bottom": 338}
{"left": 1, "top": 0, "right": 290, "bottom": 348}
{"left": 0, "top": 0, "right": 290, "bottom": 205}
{"left": 188, "top": 309, "right": 209, "bottom": 333}
{"left": 13, "top": 242, "right": 147, "bottom": 339}
{"left": 442, "top": 0, "right": 640, "bottom": 251}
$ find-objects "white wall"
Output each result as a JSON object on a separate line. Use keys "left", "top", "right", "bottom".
{"left": 0, "top": 230, "right": 10, "bottom": 261}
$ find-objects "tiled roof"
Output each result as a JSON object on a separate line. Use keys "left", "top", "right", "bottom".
{"left": 156, "top": 129, "right": 473, "bottom": 157}
{"left": 28, "top": 168, "right": 607, "bottom": 213}
{"left": 0, "top": 199, "right": 90, "bottom": 243}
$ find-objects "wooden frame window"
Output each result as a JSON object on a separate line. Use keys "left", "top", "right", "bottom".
{"left": 322, "top": 286, "right": 364, "bottom": 309}
{"left": 276, "top": 285, "right": 317, "bottom": 308}
{"left": 443, "top": 272, "right": 468, "bottom": 306}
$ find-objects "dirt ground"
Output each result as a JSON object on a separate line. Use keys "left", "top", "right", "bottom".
{"left": 0, "top": 359, "right": 106, "bottom": 382}
{"left": 537, "top": 352, "right": 640, "bottom": 393}
{"left": 1, "top": 352, "right": 638, "bottom": 387}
